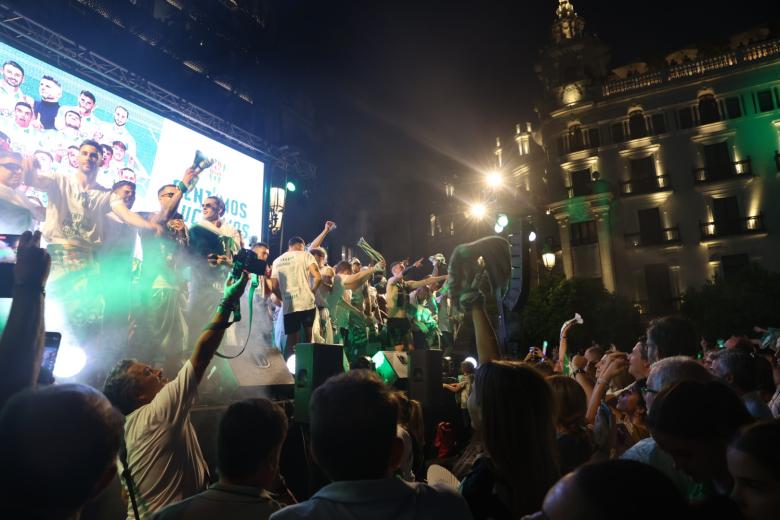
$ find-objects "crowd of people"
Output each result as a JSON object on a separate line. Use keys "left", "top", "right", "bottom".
{"left": 1, "top": 229, "right": 779, "bottom": 520}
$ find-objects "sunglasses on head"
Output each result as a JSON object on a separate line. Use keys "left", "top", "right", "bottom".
{"left": 0, "top": 162, "right": 22, "bottom": 173}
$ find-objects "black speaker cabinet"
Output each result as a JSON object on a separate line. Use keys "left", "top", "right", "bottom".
{"left": 226, "top": 347, "right": 294, "bottom": 399}
{"left": 409, "top": 349, "right": 444, "bottom": 407}
{"left": 293, "top": 343, "right": 346, "bottom": 423}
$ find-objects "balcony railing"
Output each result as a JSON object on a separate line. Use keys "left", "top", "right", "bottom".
{"left": 625, "top": 225, "right": 681, "bottom": 248}
{"left": 692, "top": 158, "right": 752, "bottom": 184}
{"left": 566, "top": 183, "right": 592, "bottom": 199}
{"left": 699, "top": 214, "right": 766, "bottom": 241}
{"left": 619, "top": 175, "right": 672, "bottom": 197}
{"left": 602, "top": 38, "right": 780, "bottom": 97}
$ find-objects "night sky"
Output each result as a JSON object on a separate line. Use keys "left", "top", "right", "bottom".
{"left": 6, "top": 0, "right": 778, "bottom": 258}
{"left": 268, "top": 0, "right": 780, "bottom": 258}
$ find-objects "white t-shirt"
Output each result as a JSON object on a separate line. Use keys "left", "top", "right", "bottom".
{"left": 123, "top": 360, "right": 209, "bottom": 519}
{"left": 271, "top": 250, "right": 317, "bottom": 315}
{"left": 41, "top": 170, "right": 123, "bottom": 248}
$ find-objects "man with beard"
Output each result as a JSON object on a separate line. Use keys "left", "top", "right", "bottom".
{"left": 103, "top": 106, "right": 137, "bottom": 159}
{"left": 24, "top": 139, "right": 162, "bottom": 355}
{"left": 57, "top": 90, "right": 100, "bottom": 139}
{"left": 32, "top": 75, "right": 62, "bottom": 130}
{"left": 0, "top": 61, "right": 33, "bottom": 116}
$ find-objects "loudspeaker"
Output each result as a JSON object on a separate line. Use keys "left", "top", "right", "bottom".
{"left": 505, "top": 232, "right": 530, "bottom": 312}
{"left": 409, "top": 349, "right": 444, "bottom": 407}
{"left": 294, "top": 343, "right": 346, "bottom": 423}
{"left": 372, "top": 350, "right": 409, "bottom": 386}
{"left": 226, "top": 347, "right": 294, "bottom": 399}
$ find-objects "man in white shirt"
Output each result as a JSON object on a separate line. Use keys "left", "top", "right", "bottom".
{"left": 270, "top": 236, "right": 322, "bottom": 357}
{"left": 24, "top": 139, "right": 160, "bottom": 279}
{"left": 103, "top": 272, "right": 250, "bottom": 519}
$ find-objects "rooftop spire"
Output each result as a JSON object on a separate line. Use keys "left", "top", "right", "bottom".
{"left": 552, "top": 0, "right": 585, "bottom": 43}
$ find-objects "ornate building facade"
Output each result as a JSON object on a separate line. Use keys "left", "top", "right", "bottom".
{"left": 431, "top": 0, "right": 780, "bottom": 317}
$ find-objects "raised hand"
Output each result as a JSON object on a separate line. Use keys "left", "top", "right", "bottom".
{"left": 14, "top": 231, "right": 50, "bottom": 291}
{"left": 223, "top": 271, "right": 249, "bottom": 304}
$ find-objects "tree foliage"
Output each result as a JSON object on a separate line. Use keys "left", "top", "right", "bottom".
{"left": 516, "top": 275, "right": 643, "bottom": 354}
{"left": 680, "top": 264, "right": 780, "bottom": 342}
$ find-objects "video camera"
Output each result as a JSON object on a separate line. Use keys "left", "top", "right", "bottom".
{"left": 231, "top": 248, "right": 267, "bottom": 280}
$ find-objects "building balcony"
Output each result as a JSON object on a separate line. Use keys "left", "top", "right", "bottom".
{"left": 699, "top": 214, "right": 767, "bottom": 242}
{"left": 619, "top": 175, "right": 672, "bottom": 198}
{"left": 625, "top": 226, "right": 681, "bottom": 248}
{"left": 692, "top": 158, "right": 752, "bottom": 185}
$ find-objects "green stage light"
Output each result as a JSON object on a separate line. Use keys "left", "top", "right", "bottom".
{"left": 497, "top": 213, "right": 509, "bottom": 227}
{"left": 286, "top": 181, "right": 297, "bottom": 192}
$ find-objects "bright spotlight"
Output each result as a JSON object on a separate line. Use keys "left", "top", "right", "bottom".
{"left": 469, "top": 202, "right": 487, "bottom": 219}
{"left": 494, "top": 223, "right": 504, "bottom": 233}
{"left": 497, "top": 213, "right": 509, "bottom": 227}
{"left": 464, "top": 356, "right": 478, "bottom": 368}
{"left": 53, "top": 345, "right": 87, "bottom": 379}
{"left": 286, "top": 353, "right": 296, "bottom": 375}
{"left": 285, "top": 181, "right": 297, "bottom": 192}
{"left": 486, "top": 171, "right": 503, "bottom": 188}
{"left": 528, "top": 231, "right": 537, "bottom": 242}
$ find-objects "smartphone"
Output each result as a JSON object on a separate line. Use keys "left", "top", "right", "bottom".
{"left": 37, "top": 331, "right": 61, "bottom": 385}
{"left": 0, "top": 234, "right": 21, "bottom": 298}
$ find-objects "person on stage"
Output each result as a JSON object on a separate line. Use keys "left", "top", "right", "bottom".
{"left": 186, "top": 195, "right": 241, "bottom": 347}
{"left": 385, "top": 260, "right": 447, "bottom": 352}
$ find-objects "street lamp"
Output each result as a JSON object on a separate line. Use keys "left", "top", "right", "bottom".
{"left": 468, "top": 202, "right": 487, "bottom": 220}
{"left": 541, "top": 240, "right": 556, "bottom": 271}
{"left": 485, "top": 170, "right": 503, "bottom": 189}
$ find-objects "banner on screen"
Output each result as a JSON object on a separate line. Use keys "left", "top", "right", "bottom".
{"left": 0, "top": 40, "right": 264, "bottom": 239}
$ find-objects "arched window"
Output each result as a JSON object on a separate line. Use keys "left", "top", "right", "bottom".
{"left": 698, "top": 93, "right": 721, "bottom": 124}
{"left": 628, "top": 109, "right": 648, "bottom": 139}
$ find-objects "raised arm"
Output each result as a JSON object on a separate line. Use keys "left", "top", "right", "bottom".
{"left": 111, "top": 201, "right": 163, "bottom": 235}
{"left": 0, "top": 231, "right": 50, "bottom": 406}
{"left": 308, "top": 221, "right": 335, "bottom": 250}
{"left": 341, "top": 262, "right": 383, "bottom": 290}
{"left": 406, "top": 275, "right": 448, "bottom": 290}
{"left": 190, "top": 272, "right": 249, "bottom": 382}
{"left": 152, "top": 167, "right": 197, "bottom": 224}
{"left": 402, "top": 258, "right": 424, "bottom": 277}
{"left": 585, "top": 353, "right": 627, "bottom": 424}
{"left": 22, "top": 156, "right": 55, "bottom": 192}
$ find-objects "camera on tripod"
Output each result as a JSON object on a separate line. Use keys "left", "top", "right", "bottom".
{"left": 231, "top": 248, "right": 267, "bottom": 280}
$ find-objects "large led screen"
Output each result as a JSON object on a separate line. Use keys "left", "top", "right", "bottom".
{"left": 0, "top": 40, "right": 264, "bottom": 239}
